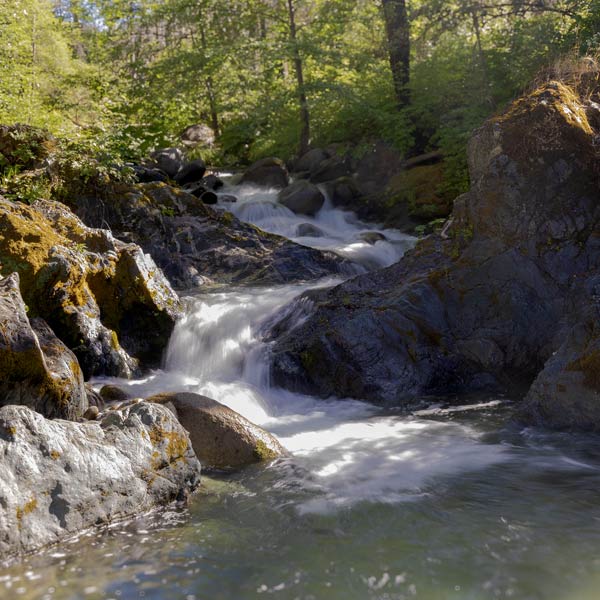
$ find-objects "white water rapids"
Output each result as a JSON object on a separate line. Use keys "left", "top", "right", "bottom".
{"left": 96, "top": 183, "right": 509, "bottom": 513}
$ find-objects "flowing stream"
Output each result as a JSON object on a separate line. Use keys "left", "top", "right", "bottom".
{"left": 5, "top": 185, "right": 600, "bottom": 599}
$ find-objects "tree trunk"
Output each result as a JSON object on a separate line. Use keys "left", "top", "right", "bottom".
{"left": 381, "top": 0, "right": 410, "bottom": 110}
{"left": 286, "top": 0, "right": 310, "bottom": 157}
{"left": 198, "top": 14, "right": 220, "bottom": 138}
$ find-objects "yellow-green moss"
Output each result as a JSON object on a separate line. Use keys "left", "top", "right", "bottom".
{"left": 16, "top": 497, "right": 37, "bottom": 529}
{"left": 253, "top": 439, "right": 278, "bottom": 461}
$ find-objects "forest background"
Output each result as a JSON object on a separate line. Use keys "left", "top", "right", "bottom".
{"left": 1, "top": 0, "right": 598, "bottom": 200}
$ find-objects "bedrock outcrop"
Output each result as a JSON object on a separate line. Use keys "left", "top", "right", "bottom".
{"left": 0, "top": 197, "right": 181, "bottom": 378}
{"left": 268, "top": 77, "right": 600, "bottom": 429}
{"left": 0, "top": 402, "right": 201, "bottom": 561}
{"left": 69, "top": 182, "right": 353, "bottom": 288}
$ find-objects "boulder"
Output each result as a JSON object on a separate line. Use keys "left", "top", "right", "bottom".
{"left": 322, "top": 176, "right": 362, "bottom": 209}
{"left": 278, "top": 180, "right": 325, "bottom": 216}
{"left": 310, "top": 156, "right": 350, "bottom": 184}
{"left": 241, "top": 157, "right": 289, "bottom": 189}
{"left": 0, "top": 402, "right": 201, "bottom": 561}
{"left": 131, "top": 165, "right": 169, "bottom": 184}
{"left": 268, "top": 77, "right": 600, "bottom": 425}
{"left": 149, "top": 148, "right": 185, "bottom": 178}
{"left": 0, "top": 274, "right": 87, "bottom": 420}
{"left": 99, "top": 385, "right": 132, "bottom": 404}
{"left": 148, "top": 392, "right": 287, "bottom": 469}
{"left": 69, "top": 182, "right": 352, "bottom": 289}
{"left": 0, "top": 197, "right": 182, "bottom": 378}
{"left": 293, "top": 148, "right": 330, "bottom": 173}
{"left": 174, "top": 159, "right": 207, "bottom": 186}
{"left": 180, "top": 124, "right": 215, "bottom": 148}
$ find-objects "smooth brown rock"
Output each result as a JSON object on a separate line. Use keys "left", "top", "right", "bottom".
{"left": 147, "top": 392, "right": 288, "bottom": 469}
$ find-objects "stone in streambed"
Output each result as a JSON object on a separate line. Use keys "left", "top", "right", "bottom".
{"left": 0, "top": 402, "right": 201, "bottom": 561}
{"left": 150, "top": 147, "right": 185, "bottom": 178}
{"left": 241, "top": 157, "right": 289, "bottom": 189}
{"left": 174, "top": 159, "right": 207, "bottom": 186}
{"left": 278, "top": 180, "right": 324, "bottom": 216}
{"left": 100, "top": 385, "right": 132, "bottom": 404}
{"left": 147, "top": 392, "right": 288, "bottom": 469}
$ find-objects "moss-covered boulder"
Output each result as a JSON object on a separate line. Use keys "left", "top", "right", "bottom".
{"left": 148, "top": 392, "right": 288, "bottom": 469}
{"left": 0, "top": 197, "right": 182, "bottom": 379}
{"left": 0, "top": 273, "right": 87, "bottom": 420}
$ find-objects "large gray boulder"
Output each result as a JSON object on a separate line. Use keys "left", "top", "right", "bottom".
{"left": 268, "top": 77, "right": 600, "bottom": 428}
{"left": 0, "top": 402, "right": 201, "bottom": 561}
{"left": 310, "top": 156, "right": 350, "bottom": 184}
{"left": 148, "top": 392, "right": 288, "bottom": 469}
{"left": 0, "top": 274, "right": 87, "bottom": 420}
{"left": 278, "top": 180, "right": 325, "bottom": 216}
{"left": 241, "top": 157, "right": 289, "bottom": 189}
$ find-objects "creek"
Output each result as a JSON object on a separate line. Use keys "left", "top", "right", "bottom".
{"left": 4, "top": 185, "right": 600, "bottom": 600}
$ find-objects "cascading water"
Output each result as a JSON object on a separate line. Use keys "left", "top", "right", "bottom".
{"left": 7, "top": 185, "right": 600, "bottom": 600}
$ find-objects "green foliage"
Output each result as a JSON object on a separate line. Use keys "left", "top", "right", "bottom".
{"left": 1, "top": 0, "right": 598, "bottom": 205}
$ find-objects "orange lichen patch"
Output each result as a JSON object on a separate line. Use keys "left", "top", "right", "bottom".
{"left": 148, "top": 425, "right": 189, "bottom": 466}
{"left": 49, "top": 450, "right": 61, "bottom": 460}
{"left": 16, "top": 497, "right": 37, "bottom": 529}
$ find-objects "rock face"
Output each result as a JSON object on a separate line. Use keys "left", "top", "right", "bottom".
{"left": 279, "top": 180, "right": 325, "bottom": 216}
{"left": 148, "top": 392, "right": 287, "bottom": 469}
{"left": 70, "top": 182, "right": 352, "bottom": 288}
{"left": 0, "top": 274, "right": 88, "bottom": 420}
{"left": 0, "top": 197, "right": 181, "bottom": 378}
{"left": 0, "top": 402, "right": 201, "bottom": 561}
{"left": 269, "top": 77, "right": 600, "bottom": 428}
{"left": 241, "top": 157, "right": 289, "bottom": 189}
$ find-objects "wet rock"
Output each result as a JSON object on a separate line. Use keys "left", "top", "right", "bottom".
{"left": 200, "top": 190, "right": 218, "bottom": 205}
{"left": 268, "top": 78, "right": 600, "bottom": 423}
{"left": 85, "top": 384, "right": 104, "bottom": 409}
{"left": 0, "top": 197, "right": 182, "bottom": 378}
{"left": 70, "top": 182, "right": 352, "bottom": 288}
{"left": 0, "top": 274, "right": 87, "bottom": 420}
{"left": 174, "top": 159, "right": 206, "bottom": 186}
{"left": 278, "top": 180, "right": 324, "bottom": 216}
{"left": 0, "top": 402, "right": 201, "bottom": 561}
{"left": 297, "top": 223, "right": 325, "bottom": 237}
{"left": 219, "top": 194, "right": 237, "bottom": 204}
{"left": 149, "top": 148, "right": 185, "bottom": 178}
{"left": 202, "top": 174, "right": 224, "bottom": 190}
{"left": 241, "top": 157, "right": 289, "bottom": 189}
{"left": 148, "top": 392, "right": 287, "bottom": 469}
{"left": 359, "top": 232, "right": 387, "bottom": 244}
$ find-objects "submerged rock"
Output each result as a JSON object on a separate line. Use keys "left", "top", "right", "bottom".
{"left": 69, "top": 182, "right": 352, "bottom": 288}
{"left": 0, "top": 197, "right": 181, "bottom": 378}
{"left": 268, "top": 76, "right": 600, "bottom": 428}
{"left": 148, "top": 392, "right": 287, "bottom": 469}
{"left": 0, "top": 274, "right": 87, "bottom": 420}
{"left": 0, "top": 402, "right": 201, "bottom": 561}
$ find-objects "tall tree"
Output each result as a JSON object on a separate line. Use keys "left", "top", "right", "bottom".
{"left": 286, "top": 0, "right": 310, "bottom": 156}
{"left": 381, "top": 0, "right": 410, "bottom": 109}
